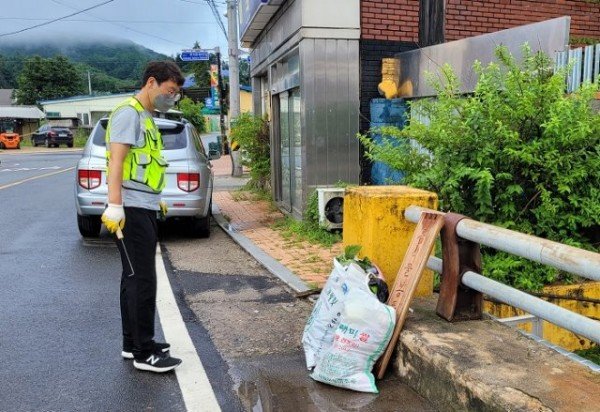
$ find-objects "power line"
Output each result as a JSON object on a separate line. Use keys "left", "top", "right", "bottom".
{"left": 0, "top": 17, "right": 217, "bottom": 24}
{"left": 180, "top": 0, "right": 228, "bottom": 5}
{"left": 205, "top": 0, "right": 228, "bottom": 41}
{"left": 0, "top": 0, "right": 114, "bottom": 38}
{"left": 178, "top": 0, "right": 228, "bottom": 40}
{"left": 49, "top": 0, "right": 191, "bottom": 48}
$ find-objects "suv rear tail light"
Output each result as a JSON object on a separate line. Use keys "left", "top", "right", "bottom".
{"left": 177, "top": 173, "right": 199, "bottom": 192}
{"left": 48, "top": 131, "right": 56, "bottom": 137}
{"left": 78, "top": 169, "right": 102, "bottom": 189}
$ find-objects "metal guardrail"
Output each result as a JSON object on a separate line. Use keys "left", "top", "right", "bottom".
{"left": 406, "top": 206, "right": 600, "bottom": 345}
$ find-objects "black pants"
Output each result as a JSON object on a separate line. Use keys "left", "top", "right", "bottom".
{"left": 117, "top": 207, "right": 158, "bottom": 360}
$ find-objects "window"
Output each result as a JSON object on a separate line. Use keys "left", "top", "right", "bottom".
{"left": 93, "top": 119, "right": 188, "bottom": 150}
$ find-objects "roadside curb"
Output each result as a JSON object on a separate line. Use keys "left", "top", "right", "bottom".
{"left": 211, "top": 203, "right": 312, "bottom": 295}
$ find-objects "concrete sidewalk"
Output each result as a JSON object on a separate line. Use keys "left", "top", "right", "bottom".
{"left": 211, "top": 154, "right": 341, "bottom": 291}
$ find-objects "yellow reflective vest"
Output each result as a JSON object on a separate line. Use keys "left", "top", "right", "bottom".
{"left": 105, "top": 97, "right": 167, "bottom": 193}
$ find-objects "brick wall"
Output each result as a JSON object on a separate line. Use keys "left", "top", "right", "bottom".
{"left": 446, "top": 0, "right": 600, "bottom": 41}
{"left": 361, "top": 0, "right": 421, "bottom": 43}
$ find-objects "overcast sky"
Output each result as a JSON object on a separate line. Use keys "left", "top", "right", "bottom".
{"left": 1, "top": 0, "right": 233, "bottom": 58}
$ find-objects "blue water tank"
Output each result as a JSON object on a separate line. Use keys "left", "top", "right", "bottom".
{"left": 369, "top": 98, "right": 408, "bottom": 185}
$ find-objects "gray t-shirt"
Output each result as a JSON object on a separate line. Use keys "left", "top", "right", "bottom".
{"left": 108, "top": 104, "right": 160, "bottom": 211}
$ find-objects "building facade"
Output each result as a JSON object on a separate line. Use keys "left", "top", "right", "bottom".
{"left": 242, "top": 0, "right": 600, "bottom": 215}
{"left": 39, "top": 93, "right": 135, "bottom": 128}
{"left": 242, "top": 0, "right": 362, "bottom": 217}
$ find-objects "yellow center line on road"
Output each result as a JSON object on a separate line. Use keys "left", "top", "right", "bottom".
{"left": 0, "top": 167, "right": 76, "bottom": 191}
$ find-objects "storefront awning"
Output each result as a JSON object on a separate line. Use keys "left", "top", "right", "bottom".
{"left": 0, "top": 106, "right": 45, "bottom": 120}
{"left": 239, "top": 0, "right": 285, "bottom": 47}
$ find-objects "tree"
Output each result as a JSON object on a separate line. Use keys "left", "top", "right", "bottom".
{"left": 239, "top": 57, "right": 250, "bottom": 87}
{"left": 15, "top": 55, "right": 84, "bottom": 105}
{"left": 0, "top": 55, "right": 13, "bottom": 88}
{"left": 178, "top": 97, "right": 206, "bottom": 133}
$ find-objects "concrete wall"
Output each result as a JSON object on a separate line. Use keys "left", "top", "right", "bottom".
{"left": 301, "top": 0, "right": 360, "bottom": 30}
{"left": 486, "top": 281, "right": 600, "bottom": 351}
{"left": 396, "top": 297, "right": 600, "bottom": 411}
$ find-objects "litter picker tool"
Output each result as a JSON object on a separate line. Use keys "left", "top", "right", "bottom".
{"left": 116, "top": 228, "right": 135, "bottom": 277}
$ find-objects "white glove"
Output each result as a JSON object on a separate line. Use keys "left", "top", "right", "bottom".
{"left": 101, "top": 203, "right": 125, "bottom": 233}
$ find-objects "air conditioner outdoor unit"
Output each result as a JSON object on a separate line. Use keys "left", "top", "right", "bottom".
{"left": 317, "top": 188, "right": 345, "bottom": 231}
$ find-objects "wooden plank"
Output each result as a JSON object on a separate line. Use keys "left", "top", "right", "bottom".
{"left": 375, "top": 212, "right": 444, "bottom": 379}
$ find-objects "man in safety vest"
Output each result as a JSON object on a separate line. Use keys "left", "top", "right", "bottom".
{"left": 101, "top": 61, "right": 184, "bottom": 373}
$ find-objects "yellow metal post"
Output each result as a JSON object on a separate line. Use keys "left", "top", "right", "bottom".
{"left": 343, "top": 186, "right": 438, "bottom": 297}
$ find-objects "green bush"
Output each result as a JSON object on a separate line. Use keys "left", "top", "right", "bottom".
{"left": 575, "top": 345, "right": 600, "bottom": 365}
{"left": 178, "top": 97, "right": 206, "bottom": 134}
{"left": 230, "top": 113, "right": 270, "bottom": 190}
{"left": 360, "top": 45, "right": 600, "bottom": 291}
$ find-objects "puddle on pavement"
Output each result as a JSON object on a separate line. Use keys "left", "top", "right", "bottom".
{"left": 235, "top": 365, "right": 435, "bottom": 412}
{"left": 237, "top": 372, "right": 380, "bottom": 412}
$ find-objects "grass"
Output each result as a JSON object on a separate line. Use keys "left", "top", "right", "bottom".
{"left": 271, "top": 216, "right": 341, "bottom": 248}
{"left": 574, "top": 345, "right": 600, "bottom": 365}
{"left": 74, "top": 129, "right": 89, "bottom": 147}
{"left": 302, "top": 255, "right": 321, "bottom": 264}
{"left": 232, "top": 183, "right": 273, "bottom": 202}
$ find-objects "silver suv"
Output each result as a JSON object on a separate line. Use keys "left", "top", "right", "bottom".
{"left": 75, "top": 117, "right": 220, "bottom": 238}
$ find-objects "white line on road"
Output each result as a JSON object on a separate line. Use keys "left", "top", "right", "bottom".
{"left": 155, "top": 244, "right": 222, "bottom": 412}
{"left": 0, "top": 167, "right": 75, "bottom": 191}
{"left": 0, "top": 166, "right": 61, "bottom": 172}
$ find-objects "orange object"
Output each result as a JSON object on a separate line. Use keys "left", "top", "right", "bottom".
{"left": 0, "top": 131, "right": 21, "bottom": 149}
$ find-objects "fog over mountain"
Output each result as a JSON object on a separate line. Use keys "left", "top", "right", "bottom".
{"left": 0, "top": 37, "right": 171, "bottom": 90}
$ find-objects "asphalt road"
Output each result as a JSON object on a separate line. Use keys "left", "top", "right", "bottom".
{"left": 0, "top": 150, "right": 186, "bottom": 411}
{"left": 0, "top": 149, "right": 433, "bottom": 412}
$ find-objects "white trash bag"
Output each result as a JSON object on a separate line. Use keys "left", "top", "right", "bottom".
{"left": 310, "top": 288, "right": 396, "bottom": 393}
{"left": 302, "top": 260, "right": 371, "bottom": 370}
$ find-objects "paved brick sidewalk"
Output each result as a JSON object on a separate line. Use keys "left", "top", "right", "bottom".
{"left": 211, "top": 155, "right": 341, "bottom": 288}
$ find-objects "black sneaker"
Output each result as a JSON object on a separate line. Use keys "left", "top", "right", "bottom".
{"left": 133, "top": 352, "right": 182, "bottom": 373}
{"left": 122, "top": 342, "right": 170, "bottom": 360}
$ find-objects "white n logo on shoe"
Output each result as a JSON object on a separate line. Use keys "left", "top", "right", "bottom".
{"left": 147, "top": 355, "right": 160, "bottom": 365}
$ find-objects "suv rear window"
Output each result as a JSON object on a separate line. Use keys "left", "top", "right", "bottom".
{"left": 92, "top": 119, "right": 187, "bottom": 150}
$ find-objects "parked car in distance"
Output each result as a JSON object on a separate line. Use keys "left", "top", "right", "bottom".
{"left": 31, "top": 125, "right": 74, "bottom": 147}
{"left": 75, "top": 117, "right": 220, "bottom": 238}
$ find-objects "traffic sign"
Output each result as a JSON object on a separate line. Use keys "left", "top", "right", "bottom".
{"left": 180, "top": 49, "right": 210, "bottom": 62}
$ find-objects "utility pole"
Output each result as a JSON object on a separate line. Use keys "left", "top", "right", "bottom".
{"left": 87, "top": 71, "right": 92, "bottom": 95}
{"left": 215, "top": 48, "right": 228, "bottom": 154}
{"left": 227, "top": 0, "right": 243, "bottom": 176}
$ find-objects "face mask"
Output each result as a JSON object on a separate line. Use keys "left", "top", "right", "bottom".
{"left": 153, "top": 93, "right": 177, "bottom": 112}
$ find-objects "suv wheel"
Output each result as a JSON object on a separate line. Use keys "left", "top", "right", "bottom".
{"left": 67, "top": 143, "right": 73, "bottom": 148}
{"left": 188, "top": 202, "right": 211, "bottom": 238}
{"left": 77, "top": 214, "right": 102, "bottom": 238}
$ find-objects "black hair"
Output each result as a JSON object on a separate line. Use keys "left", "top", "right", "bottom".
{"left": 142, "top": 61, "right": 185, "bottom": 87}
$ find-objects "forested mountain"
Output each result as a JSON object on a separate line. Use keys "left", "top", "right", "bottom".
{"left": 0, "top": 38, "right": 172, "bottom": 92}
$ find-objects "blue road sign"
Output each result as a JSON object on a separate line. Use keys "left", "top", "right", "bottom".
{"left": 180, "top": 50, "right": 210, "bottom": 62}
